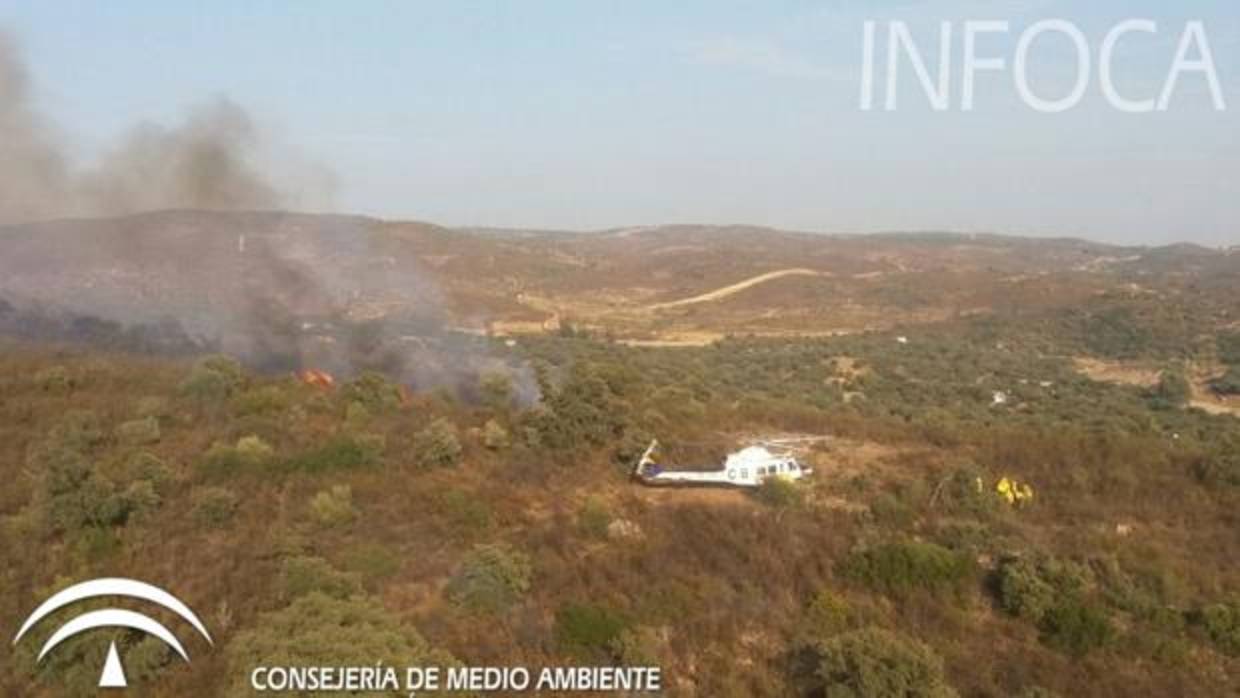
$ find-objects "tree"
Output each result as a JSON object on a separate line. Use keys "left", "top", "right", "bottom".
{"left": 224, "top": 593, "right": 455, "bottom": 697}
{"left": 480, "top": 371, "right": 515, "bottom": 411}
{"left": 180, "top": 355, "right": 244, "bottom": 400}
{"left": 414, "top": 418, "right": 462, "bottom": 468}
{"left": 445, "top": 543, "right": 532, "bottom": 613}
{"left": 1153, "top": 366, "right": 1191, "bottom": 408}
{"left": 815, "top": 628, "right": 957, "bottom": 698}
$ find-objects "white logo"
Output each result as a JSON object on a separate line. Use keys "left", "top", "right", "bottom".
{"left": 860, "top": 19, "right": 1227, "bottom": 112}
{"left": 12, "top": 578, "right": 213, "bottom": 689}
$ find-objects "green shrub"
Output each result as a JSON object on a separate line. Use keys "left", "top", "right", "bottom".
{"left": 1194, "top": 600, "right": 1240, "bottom": 656}
{"left": 814, "top": 627, "right": 957, "bottom": 698}
{"left": 233, "top": 385, "right": 292, "bottom": 416}
{"left": 754, "top": 476, "right": 804, "bottom": 509}
{"left": 120, "top": 480, "right": 161, "bottom": 521}
{"left": 224, "top": 593, "right": 455, "bottom": 697}
{"left": 840, "top": 540, "right": 974, "bottom": 598}
{"left": 342, "top": 371, "right": 403, "bottom": 411}
{"left": 190, "top": 486, "right": 239, "bottom": 528}
{"left": 1151, "top": 366, "right": 1191, "bottom": 409}
{"left": 609, "top": 625, "right": 666, "bottom": 666}
{"left": 309, "top": 485, "right": 356, "bottom": 527}
{"left": 281, "top": 556, "right": 363, "bottom": 600}
{"left": 869, "top": 493, "right": 915, "bottom": 529}
{"left": 180, "top": 355, "right": 244, "bottom": 401}
{"left": 414, "top": 418, "right": 462, "bottom": 469}
{"left": 124, "top": 451, "right": 175, "bottom": 493}
{"left": 285, "top": 435, "right": 382, "bottom": 473}
{"left": 480, "top": 371, "right": 515, "bottom": 411}
{"left": 445, "top": 543, "right": 532, "bottom": 614}
{"left": 198, "top": 441, "right": 245, "bottom": 478}
{"left": 525, "top": 365, "right": 629, "bottom": 451}
{"left": 1038, "top": 601, "right": 1113, "bottom": 656}
{"left": 32, "top": 437, "right": 128, "bottom": 531}
{"left": 235, "top": 435, "right": 275, "bottom": 466}
{"left": 48, "top": 409, "right": 104, "bottom": 452}
{"left": 995, "top": 555, "right": 1090, "bottom": 623}
{"left": 997, "top": 559, "right": 1058, "bottom": 622}
{"left": 800, "top": 590, "right": 857, "bottom": 645}
{"left": 344, "top": 400, "right": 371, "bottom": 429}
{"left": 577, "top": 497, "right": 612, "bottom": 539}
{"left": 555, "top": 602, "right": 629, "bottom": 660}
{"left": 935, "top": 466, "right": 998, "bottom": 516}
{"left": 116, "top": 417, "right": 161, "bottom": 446}
{"left": 198, "top": 435, "right": 276, "bottom": 477}
{"left": 482, "top": 419, "right": 510, "bottom": 450}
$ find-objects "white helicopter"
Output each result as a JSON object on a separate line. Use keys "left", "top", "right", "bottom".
{"left": 632, "top": 439, "right": 813, "bottom": 488}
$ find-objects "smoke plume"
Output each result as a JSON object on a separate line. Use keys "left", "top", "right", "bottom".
{"left": 0, "top": 31, "right": 299, "bottom": 224}
{"left": 0, "top": 31, "right": 534, "bottom": 403}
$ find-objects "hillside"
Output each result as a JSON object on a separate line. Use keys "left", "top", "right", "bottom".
{"left": 1, "top": 212, "right": 1239, "bottom": 696}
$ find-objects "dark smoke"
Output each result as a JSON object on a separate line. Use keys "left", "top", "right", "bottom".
{"left": 0, "top": 32, "right": 535, "bottom": 403}
{"left": 0, "top": 31, "right": 296, "bottom": 224}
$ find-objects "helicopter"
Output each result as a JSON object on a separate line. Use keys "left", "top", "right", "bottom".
{"left": 632, "top": 439, "right": 814, "bottom": 488}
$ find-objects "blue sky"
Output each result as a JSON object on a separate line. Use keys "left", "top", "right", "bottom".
{"left": 1, "top": 1, "right": 1236, "bottom": 244}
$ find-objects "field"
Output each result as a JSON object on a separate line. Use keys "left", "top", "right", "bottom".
{"left": 1, "top": 212, "right": 1239, "bottom": 696}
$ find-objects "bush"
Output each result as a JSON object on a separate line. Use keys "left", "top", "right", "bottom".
{"left": 309, "top": 485, "right": 357, "bottom": 528}
{"left": 754, "top": 476, "right": 804, "bottom": 509}
{"left": 609, "top": 625, "right": 666, "bottom": 666}
{"left": 33, "top": 439, "right": 127, "bottom": 531}
{"left": 934, "top": 466, "right": 998, "bottom": 516}
{"left": 482, "top": 419, "right": 510, "bottom": 450}
{"left": 414, "top": 418, "right": 462, "bottom": 469}
{"left": 224, "top": 593, "right": 455, "bottom": 697}
{"left": 343, "top": 371, "right": 403, "bottom": 412}
{"left": 198, "top": 442, "right": 245, "bottom": 478}
{"left": 995, "top": 555, "right": 1089, "bottom": 623}
{"left": 555, "top": 603, "right": 629, "bottom": 660}
{"left": 1038, "top": 601, "right": 1113, "bottom": 656}
{"left": 480, "top": 371, "right": 515, "bottom": 411}
{"left": 814, "top": 627, "right": 957, "bottom": 698}
{"left": 445, "top": 543, "right": 532, "bottom": 614}
{"left": 199, "top": 435, "right": 275, "bottom": 477}
{"left": 233, "top": 386, "right": 291, "bottom": 416}
{"left": 1194, "top": 600, "right": 1240, "bottom": 656}
{"left": 1151, "top": 366, "right": 1191, "bottom": 409}
{"left": 800, "top": 590, "right": 856, "bottom": 645}
{"left": 235, "top": 435, "right": 275, "bottom": 466}
{"left": 280, "top": 556, "right": 363, "bottom": 601}
{"left": 840, "top": 540, "right": 974, "bottom": 598}
{"left": 525, "top": 365, "right": 629, "bottom": 451}
{"left": 48, "top": 409, "right": 104, "bottom": 451}
{"left": 180, "top": 355, "right": 244, "bottom": 401}
{"left": 285, "top": 435, "right": 382, "bottom": 473}
{"left": 124, "top": 452, "right": 175, "bottom": 494}
{"left": 577, "top": 497, "right": 612, "bottom": 539}
{"left": 120, "top": 480, "right": 161, "bottom": 522}
{"left": 116, "top": 417, "right": 161, "bottom": 446}
{"left": 190, "top": 487, "right": 239, "bottom": 528}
